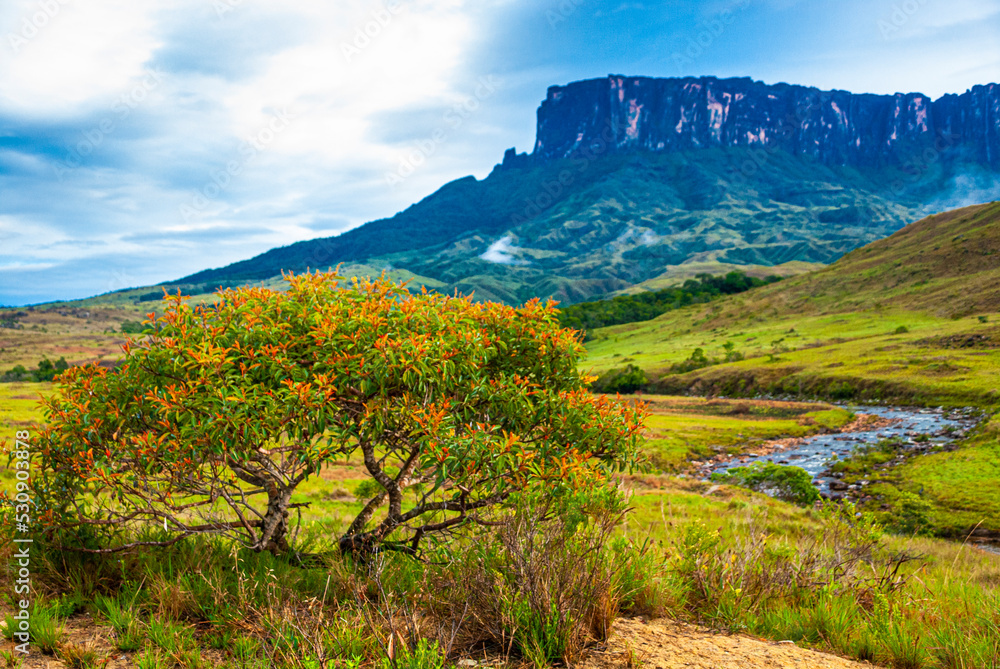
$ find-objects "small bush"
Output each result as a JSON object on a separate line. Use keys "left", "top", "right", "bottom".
{"left": 591, "top": 364, "right": 648, "bottom": 394}
{"left": 888, "top": 491, "right": 933, "bottom": 535}
{"left": 893, "top": 325, "right": 909, "bottom": 334}
{"left": 120, "top": 320, "right": 145, "bottom": 334}
{"left": 671, "top": 348, "right": 711, "bottom": 374}
{"left": 432, "top": 489, "right": 658, "bottom": 667}
{"left": 710, "top": 462, "right": 819, "bottom": 506}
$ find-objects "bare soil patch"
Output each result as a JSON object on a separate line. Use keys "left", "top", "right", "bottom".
{"left": 579, "top": 617, "right": 880, "bottom": 669}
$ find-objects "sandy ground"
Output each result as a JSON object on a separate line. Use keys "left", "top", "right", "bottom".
{"left": 578, "top": 617, "right": 880, "bottom": 669}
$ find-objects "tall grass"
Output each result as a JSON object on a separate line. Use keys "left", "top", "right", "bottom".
{"left": 0, "top": 485, "right": 996, "bottom": 669}
{"left": 651, "top": 495, "right": 1000, "bottom": 669}
{"left": 427, "top": 492, "right": 662, "bottom": 667}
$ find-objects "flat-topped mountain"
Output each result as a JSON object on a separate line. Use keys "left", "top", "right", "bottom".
{"left": 178, "top": 75, "right": 1000, "bottom": 305}
{"left": 504, "top": 75, "right": 999, "bottom": 169}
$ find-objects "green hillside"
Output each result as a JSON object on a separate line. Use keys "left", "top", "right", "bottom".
{"left": 586, "top": 201, "right": 1000, "bottom": 540}
{"left": 177, "top": 148, "right": 936, "bottom": 305}
{"left": 586, "top": 201, "right": 1000, "bottom": 392}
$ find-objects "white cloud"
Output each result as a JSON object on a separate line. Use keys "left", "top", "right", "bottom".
{"left": 0, "top": 0, "right": 167, "bottom": 115}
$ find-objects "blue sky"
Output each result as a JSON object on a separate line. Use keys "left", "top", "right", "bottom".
{"left": 1, "top": 0, "right": 998, "bottom": 305}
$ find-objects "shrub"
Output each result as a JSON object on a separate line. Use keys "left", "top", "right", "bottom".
{"left": 556, "top": 271, "right": 782, "bottom": 333}
{"left": 670, "top": 347, "right": 711, "bottom": 374}
{"left": 710, "top": 462, "right": 819, "bottom": 506}
{"left": 1, "top": 357, "right": 69, "bottom": 383}
{"left": 590, "top": 364, "right": 648, "bottom": 394}
{"left": 887, "top": 491, "right": 932, "bottom": 535}
{"left": 431, "top": 489, "right": 658, "bottom": 667}
{"left": 31, "top": 272, "right": 646, "bottom": 558}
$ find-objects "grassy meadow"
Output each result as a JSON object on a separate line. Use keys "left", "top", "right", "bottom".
{"left": 1, "top": 376, "right": 997, "bottom": 668}
{"left": 0, "top": 204, "right": 997, "bottom": 667}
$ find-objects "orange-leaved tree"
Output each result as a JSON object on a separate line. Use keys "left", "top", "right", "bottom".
{"left": 33, "top": 272, "right": 646, "bottom": 556}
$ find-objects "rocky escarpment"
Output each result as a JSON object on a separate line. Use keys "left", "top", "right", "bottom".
{"left": 498, "top": 75, "right": 1000, "bottom": 170}
{"left": 181, "top": 75, "right": 1000, "bottom": 306}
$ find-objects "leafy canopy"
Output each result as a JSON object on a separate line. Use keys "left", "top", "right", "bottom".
{"left": 33, "top": 272, "right": 647, "bottom": 556}
{"left": 557, "top": 271, "right": 782, "bottom": 335}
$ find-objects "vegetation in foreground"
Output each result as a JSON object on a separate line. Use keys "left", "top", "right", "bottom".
{"left": 0, "top": 259, "right": 998, "bottom": 668}
{"left": 27, "top": 272, "right": 644, "bottom": 558}
{"left": 0, "top": 480, "right": 997, "bottom": 669}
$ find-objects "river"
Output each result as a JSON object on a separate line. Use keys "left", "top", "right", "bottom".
{"left": 711, "top": 405, "right": 980, "bottom": 495}
{"left": 708, "top": 405, "right": 997, "bottom": 554}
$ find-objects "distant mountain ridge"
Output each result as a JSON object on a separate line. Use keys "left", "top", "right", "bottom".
{"left": 179, "top": 75, "right": 1000, "bottom": 305}
{"left": 498, "top": 75, "right": 1000, "bottom": 170}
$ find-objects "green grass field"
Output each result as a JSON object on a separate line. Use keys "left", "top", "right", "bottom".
{"left": 0, "top": 204, "right": 997, "bottom": 667}
{"left": 582, "top": 202, "right": 1000, "bottom": 542}
{"left": 586, "top": 307, "right": 1000, "bottom": 406}
{"left": 631, "top": 395, "right": 852, "bottom": 471}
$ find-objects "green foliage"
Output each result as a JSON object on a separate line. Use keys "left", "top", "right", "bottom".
{"left": 670, "top": 347, "right": 712, "bottom": 374}
{"left": 120, "top": 319, "right": 145, "bottom": 333}
{"left": 1, "top": 357, "right": 69, "bottom": 382}
{"left": 710, "top": 462, "right": 819, "bottom": 506}
{"left": 379, "top": 638, "right": 446, "bottom": 669}
{"left": 0, "top": 649, "right": 22, "bottom": 669}
{"left": 431, "top": 488, "right": 657, "bottom": 667}
{"left": 25, "top": 601, "right": 64, "bottom": 655}
{"left": 2, "top": 601, "right": 68, "bottom": 653}
{"left": 558, "top": 271, "right": 782, "bottom": 334}
{"left": 34, "top": 271, "right": 645, "bottom": 557}
{"left": 721, "top": 340, "right": 743, "bottom": 362}
{"left": 147, "top": 620, "right": 194, "bottom": 653}
{"left": 590, "top": 364, "right": 648, "bottom": 394}
{"left": 889, "top": 492, "right": 933, "bottom": 535}
{"left": 94, "top": 592, "right": 145, "bottom": 651}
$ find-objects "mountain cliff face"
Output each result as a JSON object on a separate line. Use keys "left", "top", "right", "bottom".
{"left": 499, "top": 75, "right": 1000, "bottom": 170}
{"left": 180, "top": 75, "right": 1000, "bottom": 306}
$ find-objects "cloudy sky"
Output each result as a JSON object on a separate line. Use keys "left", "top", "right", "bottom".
{"left": 1, "top": 0, "right": 998, "bottom": 305}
